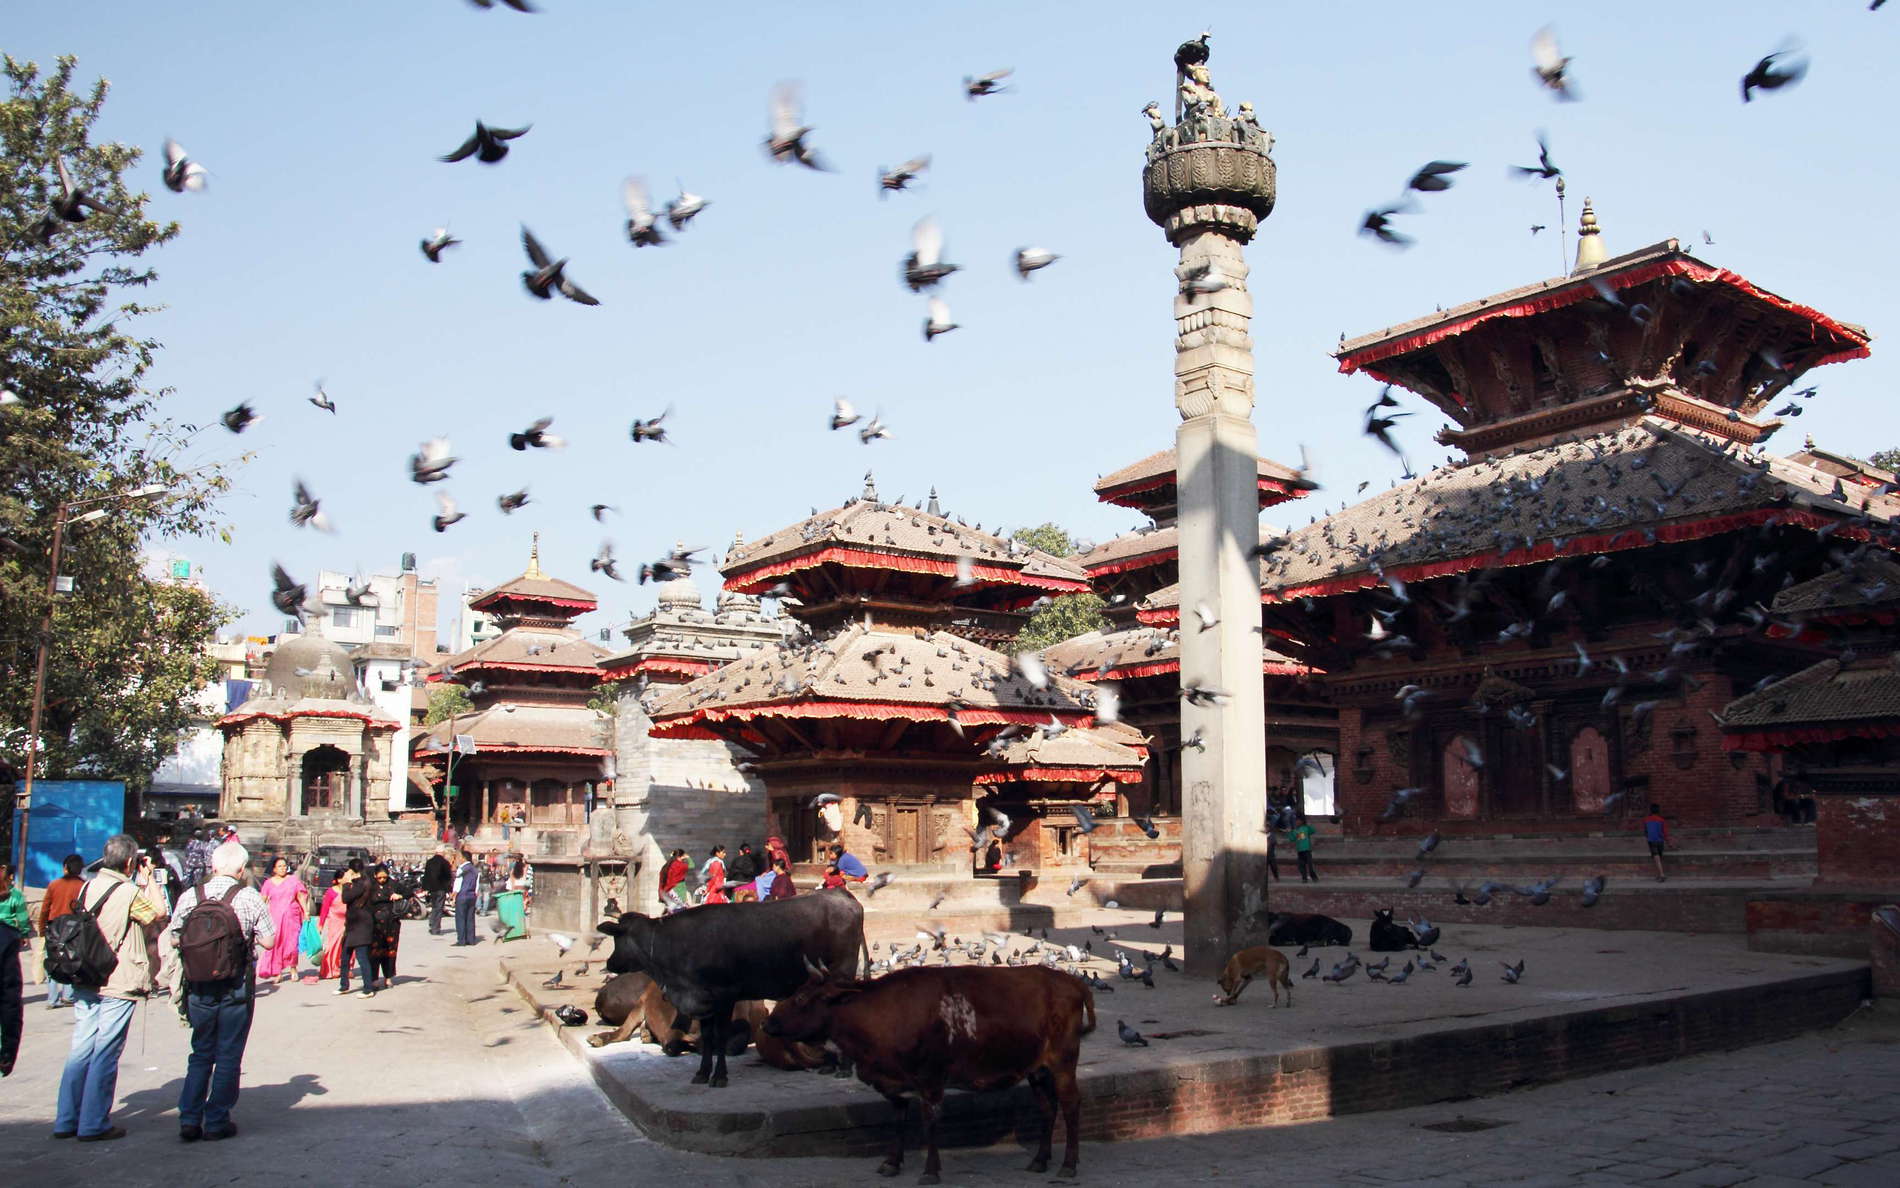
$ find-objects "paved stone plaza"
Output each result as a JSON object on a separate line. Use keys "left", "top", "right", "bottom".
{"left": 0, "top": 921, "right": 1893, "bottom": 1185}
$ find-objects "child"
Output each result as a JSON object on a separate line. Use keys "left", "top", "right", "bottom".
{"left": 820, "top": 861, "right": 846, "bottom": 891}
{"left": 1642, "top": 803, "right": 1668, "bottom": 882}
{"left": 1292, "top": 814, "right": 1318, "bottom": 883}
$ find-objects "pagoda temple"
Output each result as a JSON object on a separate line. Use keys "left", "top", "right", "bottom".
{"left": 647, "top": 475, "right": 1149, "bottom": 873}
{"left": 413, "top": 538, "right": 613, "bottom": 847}
{"left": 1141, "top": 206, "right": 1895, "bottom": 851}
{"left": 1048, "top": 446, "right": 1333, "bottom": 832}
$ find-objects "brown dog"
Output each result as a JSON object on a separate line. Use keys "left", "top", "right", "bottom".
{"left": 1212, "top": 946, "right": 1293, "bottom": 1007}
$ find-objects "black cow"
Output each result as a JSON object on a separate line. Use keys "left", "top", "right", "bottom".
{"left": 1368, "top": 908, "right": 1413, "bottom": 952}
{"left": 597, "top": 887, "right": 865, "bottom": 1087}
{"left": 1267, "top": 912, "right": 1352, "bottom": 948}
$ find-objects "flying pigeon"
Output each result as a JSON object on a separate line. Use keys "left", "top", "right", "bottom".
{"left": 161, "top": 138, "right": 207, "bottom": 192}
{"left": 765, "top": 82, "right": 828, "bottom": 170}
{"left": 666, "top": 186, "right": 709, "bottom": 229}
{"left": 963, "top": 68, "right": 1012, "bottom": 99}
{"left": 440, "top": 120, "right": 530, "bottom": 164}
{"left": 1014, "top": 247, "right": 1059, "bottom": 280}
{"left": 519, "top": 226, "right": 599, "bottom": 305}
{"left": 622, "top": 178, "right": 665, "bottom": 246}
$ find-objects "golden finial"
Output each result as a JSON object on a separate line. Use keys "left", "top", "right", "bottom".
{"left": 526, "top": 532, "right": 543, "bottom": 578}
{"left": 1573, "top": 196, "right": 1606, "bottom": 271}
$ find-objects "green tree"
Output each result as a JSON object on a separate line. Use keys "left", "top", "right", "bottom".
{"left": 1006, "top": 524, "right": 1107, "bottom": 652}
{"left": 1, "top": 55, "right": 236, "bottom": 790}
{"left": 586, "top": 679, "right": 627, "bottom": 717}
{"left": 424, "top": 683, "right": 474, "bottom": 726}
{"left": 1011, "top": 522, "right": 1076, "bottom": 558}
{"left": 1870, "top": 447, "right": 1900, "bottom": 474}
{"left": 1015, "top": 592, "right": 1108, "bottom": 653}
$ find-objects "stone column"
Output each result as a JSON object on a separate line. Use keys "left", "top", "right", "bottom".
{"left": 1144, "top": 99, "right": 1278, "bottom": 976}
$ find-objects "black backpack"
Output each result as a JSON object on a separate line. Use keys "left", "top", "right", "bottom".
{"left": 43, "top": 880, "right": 130, "bottom": 988}
{"left": 178, "top": 881, "right": 249, "bottom": 984}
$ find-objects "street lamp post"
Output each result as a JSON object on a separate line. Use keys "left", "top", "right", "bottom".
{"left": 14, "top": 484, "right": 169, "bottom": 879}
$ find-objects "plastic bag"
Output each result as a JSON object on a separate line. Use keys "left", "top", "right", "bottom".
{"left": 299, "top": 917, "right": 322, "bottom": 961}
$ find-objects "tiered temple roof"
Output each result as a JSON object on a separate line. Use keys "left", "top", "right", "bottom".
{"left": 1722, "top": 655, "right": 1900, "bottom": 751}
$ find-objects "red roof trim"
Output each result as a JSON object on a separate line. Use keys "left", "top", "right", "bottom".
{"left": 1727, "top": 722, "right": 1900, "bottom": 752}
{"left": 218, "top": 708, "right": 400, "bottom": 731}
{"left": 973, "top": 767, "right": 1140, "bottom": 785}
{"left": 1096, "top": 658, "right": 1315, "bottom": 681}
{"left": 441, "top": 659, "right": 603, "bottom": 677}
{"left": 1086, "top": 548, "right": 1178, "bottom": 578}
{"left": 649, "top": 700, "right": 1095, "bottom": 739}
{"left": 413, "top": 743, "right": 612, "bottom": 758}
{"left": 1097, "top": 474, "right": 1306, "bottom": 511}
{"left": 724, "top": 546, "right": 1089, "bottom": 597}
{"left": 598, "top": 657, "right": 719, "bottom": 680}
{"left": 1338, "top": 257, "right": 1870, "bottom": 375}
{"left": 468, "top": 590, "right": 597, "bottom": 613}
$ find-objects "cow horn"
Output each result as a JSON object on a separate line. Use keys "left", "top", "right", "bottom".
{"left": 803, "top": 956, "right": 824, "bottom": 978}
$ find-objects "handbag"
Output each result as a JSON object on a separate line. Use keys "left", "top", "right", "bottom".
{"left": 299, "top": 917, "right": 322, "bottom": 960}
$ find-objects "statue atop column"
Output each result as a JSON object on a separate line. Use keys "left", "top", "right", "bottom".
{"left": 1150, "top": 31, "right": 1272, "bottom": 157}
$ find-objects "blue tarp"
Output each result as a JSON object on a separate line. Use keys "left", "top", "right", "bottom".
{"left": 13, "top": 779, "right": 124, "bottom": 885}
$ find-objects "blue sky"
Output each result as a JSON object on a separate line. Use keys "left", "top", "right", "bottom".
{"left": 12, "top": 1, "right": 1897, "bottom": 642}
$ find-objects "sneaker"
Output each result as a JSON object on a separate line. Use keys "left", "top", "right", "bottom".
{"left": 51, "top": 1130, "right": 76, "bottom": 1140}
{"left": 360, "top": 990, "right": 377, "bottom": 999}
{"left": 77, "top": 1126, "right": 127, "bottom": 1143}
{"left": 333, "top": 987, "right": 351, "bottom": 996}
{"left": 179, "top": 1124, "right": 202, "bottom": 1143}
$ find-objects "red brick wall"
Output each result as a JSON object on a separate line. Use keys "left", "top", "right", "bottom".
{"left": 1873, "top": 910, "right": 1900, "bottom": 998}
{"left": 1816, "top": 795, "right": 1900, "bottom": 886}
{"left": 1747, "top": 895, "right": 1882, "bottom": 958}
{"left": 1334, "top": 677, "right": 1784, "bottom": 839}
{"left": 1270, "top": 884, "right": 1752, "bottom": 935}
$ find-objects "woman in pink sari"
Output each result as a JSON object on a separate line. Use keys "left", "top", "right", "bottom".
{"left": 318, "top": 876, "right": 348, "bottom": 980}
{"left": 257, "top": 856, "right": 311, "bottom": 982}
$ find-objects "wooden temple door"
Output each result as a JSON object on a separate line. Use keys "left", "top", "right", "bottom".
{"left": 1487, "top": 721, "right": 1545, "bottom": 818}
{"left": 891, "top": 807, "right": 923, "bottom": 864}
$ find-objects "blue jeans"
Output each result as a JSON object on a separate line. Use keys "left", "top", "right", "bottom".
{"left": 454, "top": 896, "right": 476, "bottom": 945}
{"left": 339, "top": 945, "right": 374, "bottom": 991}
{"left": 54, "top": 991, "right": 138, "bottom": 1136}
{"left": 47, "top": 979, "right": 74, "bottom": 1007}
{"left": 178, "top": 980, "right": 254, "bottom": 1129}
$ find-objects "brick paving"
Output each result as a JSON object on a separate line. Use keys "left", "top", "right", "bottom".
{"left": 0, "top": 923, "right": 1894, "bottom": 1186}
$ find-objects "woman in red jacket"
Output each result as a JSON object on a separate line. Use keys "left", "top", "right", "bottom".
{"left": 658, "top": 849, "right": 688, "bottom": 910}
{"left": 701, "top": 845, "right": 729, "bottom": 904}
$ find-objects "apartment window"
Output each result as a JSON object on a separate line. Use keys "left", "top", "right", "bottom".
{"left": 331, "top": 607, "right": 361, "bottom": 629}
{"left": 375, "top": 625, "right": 399, "bottom": 639}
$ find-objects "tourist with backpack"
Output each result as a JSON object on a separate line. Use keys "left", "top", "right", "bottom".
{"left": 168, "top": 839, "right": 274, "bottom": 1143}
{"left": 49, "top": 834, "right": 158, "bottom": 1142}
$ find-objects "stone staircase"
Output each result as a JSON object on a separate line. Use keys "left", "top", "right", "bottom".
{"left": 1300, "top": 825, "right": 1817, "bottom": 883}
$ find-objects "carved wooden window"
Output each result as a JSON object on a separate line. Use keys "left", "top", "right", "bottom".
{"left": 1569, "top": 726, "right": 1612, "bottom": 813}
{"left": 1441, "top": 735, "right": 1480, "bottom": 819}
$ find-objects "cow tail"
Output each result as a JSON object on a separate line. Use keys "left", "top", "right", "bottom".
{"left": 1079, "top": 985, "right": 1098, "bottom": 1037}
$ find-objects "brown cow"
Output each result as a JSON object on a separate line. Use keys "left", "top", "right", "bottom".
{"left": 587, "top": 972, "right": 831, "bottom": 1070}
{"left": 764, "top": 965, "right": 1095, "bottom": 1183}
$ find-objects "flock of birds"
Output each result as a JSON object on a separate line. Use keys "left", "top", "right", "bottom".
{"left": 67, "top": 2, "right": 1071, "bottom": 623}
{"left": 1357, "top": 24, "right": 1834, "bottom": 252}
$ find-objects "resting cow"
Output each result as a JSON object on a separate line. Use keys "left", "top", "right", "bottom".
{"left": 1368, "top": 908, "right": 1413, "bottom": 952}
{"left": 597, "top": 887, "right": 865, "bottom": 1087}
{"left": 764, "top": 965, "right": 1095, "bottom": 1184}
{"left": 1266, "top": 911, "right": 1352, "bottom": 948}
{"left": 587, "top": 972, "right": 831, "bottom": 1070}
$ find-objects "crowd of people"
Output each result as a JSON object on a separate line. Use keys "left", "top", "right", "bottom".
{"left": 654, "top": 836, "right": 869, "bottom": 912}
{"left": 0, "top": 829, "right": 515, "bottom": 1141}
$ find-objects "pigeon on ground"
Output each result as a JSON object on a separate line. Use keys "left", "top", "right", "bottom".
{"left": 1500, "top": 959, "right": 1525, "bottom": 984}
{"left": 541, "top": 969, "right": 566, "bottom": 989}
{"left": 1581, "top": 875, "right": 1605, "bottom": 907}
{"left": 1116, "top": 1020, "right": 1148, "bottom": 1047}
{"left": 1302, "top": 959, "right": 1320, "bottom": 979}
